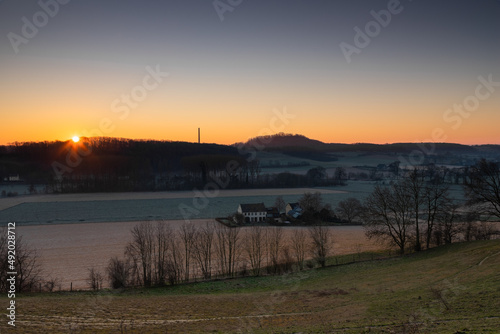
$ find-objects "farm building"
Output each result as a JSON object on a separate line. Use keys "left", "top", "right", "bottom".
{"left": 286, "top": 202, "right": 303, "bottom": 219}
{"left": 238, "top": 203, "right": 267, "bottom": 223}
{"left": 266, "top": 207, "right": 281, "bottom": 223}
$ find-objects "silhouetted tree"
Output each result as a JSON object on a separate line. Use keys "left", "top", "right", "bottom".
{"left": 126, "top": 222, "right": 155, "bottom": 287}
{"left": 268, "top": 227, "right": 284, "bottom": 273}
{"left": 87, "top": 267, "right": 104, "bottom": 291}
{"left": 336, "top": 197, "right": 363, "bottom": 224}
{"left": 299, "top": 192, "right": 323, "bottom": 214}
{"left": 192, "top": 222, "right": 215, "bottom": 280}
{"left": 423, "top": 181, "right": 451, "bottom": 249}
{"left": 307, "top": 166, "right": 327, "bottom": 186}
{"left": 435, "top": 201, "right": 461, "bottom": 245}
{"left": 274, "top": 196, "right": 286, "bottom": 214}
{"left": 464, "top": 159, "right": 500, "bottom": 219}
{"left": 0, "top": 230, "right": 42, "bottom": 293}
{"left": 363, "top": 184, "right": 413, "bottom": 254}
{"left": 404, "top": 169, "right": 425, "bottom": 252}
{"left": 214, "top": 224, "right": 240, "bottom": 277}
{"left": 309, "top": 225, "right": 331, "bottom": 267}
{"left": 179, "top": 223, "right": 196, "bottom": 282}
{"left": 291, "top": 228, "right": 307, "bottom": 270}
{"left": 334, "top": 167, "right": 347, "bottom": 185}
{"left": 107, "top": 257, "right": 130, "bottom": 289}
{"left": 244, "top": 226, "right": 265, "bottom": 276}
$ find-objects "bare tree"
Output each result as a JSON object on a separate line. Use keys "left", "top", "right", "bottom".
{"left": 299, "top": 192, "right": 324, "bottom": 214}
{"left": 179, "top": 223, "right": 197, "bottom": 282}
{"left": 43, "top": 277, "right": 60, "bottom": 292}
{"left": 226, "top": 225, "right": 241, "bottom": 277}
{"left": 334, "top": 166, "right": 347, "bottom": 185}
{"left": 125, "top": 222, "right": 155, "bottom": 287}
{"left": 423, "top": 181, "right": 450, "bottom": 249}
{"left": 274, "top": 196, "right": 286, "bottom": 214}
{"left": 268, "top": 227, "right": 284, "bottom": 273}
{"left": 307, "top": 166, "right": 327, "bottom": 186}
{"left": 404, "top": 169, "right": 425, "bottom": 252}
{"left": 465, "top": 159, "right": 500, "bottom": 219}
{"left": 363, "top": 184, "right": 413, "bottom": 254}
{"left": 124, "top": 221, "right": 175, "bottom": 287}
{"left": 166, "top": 237, "right": 184, "bottom": 285}
{"left": 460, "top": 209, "right": 498, "bottom": 241}
{"left": 291, "top": 228, "right": 308, "bottom": 270}
{"left": 107, "top": 257, "right": 130, "bottom": 289}
{"left": 308, "top": 225, "right": 331, "bottom": 267}
{"left": 214, "top": 224, "right": 240, "bottom": 277}
{"left": 87, "top": 267, "right": 104, "bottom": 291}
{"left": 154, "top": 222, "right": 171, "bottom": 285}
{"left": 192, "top": 222, "right": 215, "bottom": 279}
{"left": 435, "top": 202, "right": 462, "bottom": 245}
{"left": 336, "top": 197, "right": 364, "bottom": 224}
{"left": 0, "top": 231, "right": 42, "bottom": 293}
{"left": 244, "top": 226, "right": 265, "bottom": 276}
{"left": 280, "top": 244, "right": 294, "bottom": 273}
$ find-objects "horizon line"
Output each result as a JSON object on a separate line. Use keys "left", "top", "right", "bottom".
{"left": 1, "top": 135, "right": 500, "bottom": 147}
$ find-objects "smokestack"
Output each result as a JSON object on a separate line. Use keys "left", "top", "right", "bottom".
{"left": 198, "top": 128, "right": 200, "bottom": 144}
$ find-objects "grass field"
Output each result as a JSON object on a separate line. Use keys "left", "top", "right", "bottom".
{"left": 2, "top": 240, "right": 499, "bottom": 333}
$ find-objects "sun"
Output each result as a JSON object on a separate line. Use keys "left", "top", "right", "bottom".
{"left": 72, "top": 136, "right": 80, "bottom": 143}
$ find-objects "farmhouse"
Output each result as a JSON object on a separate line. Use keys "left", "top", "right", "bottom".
{"left": 238, "top": 203, "right": 267, "bottom": 223}
{"left": 286, "top": 202, "right": 303, "bottom": 219}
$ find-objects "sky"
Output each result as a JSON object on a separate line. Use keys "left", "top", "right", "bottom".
{"left": 0, "top": 0, "right": 499, "bottom": 146}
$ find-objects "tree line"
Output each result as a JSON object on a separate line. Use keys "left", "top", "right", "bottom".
{"left": 335, "top": 159, "right": 500, "bottom": 254}
{"left": 1, "top": 137, "right": 345, "bottom": 193}
{"left": 0, "top": 138, "right": 245, "bottom": 192}
{"left": 94, "top": 221, "right": 332, "bottom": 290}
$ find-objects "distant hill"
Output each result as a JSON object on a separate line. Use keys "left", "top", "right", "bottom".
{"left": 236, "top": 133, "right": 500, "bottom": 155}
{"left": 235, "top": 133, "right": 328, "bottom": 150}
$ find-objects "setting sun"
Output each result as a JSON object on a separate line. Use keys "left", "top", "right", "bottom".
{"left": 72, "top": 136, "right": 80, "bottom": 143}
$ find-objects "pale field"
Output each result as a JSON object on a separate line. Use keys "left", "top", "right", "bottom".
{"left": 0, "top": 187, "right": 346, "bottom": 211}
{"left": 0, "top": 187, "right": 362, "bottom": 225}
{"left": 2, "top": 187, "right": 377, "bottom": 291}
{"left": 17, "top": 220, "right": 380, "bottom": 290}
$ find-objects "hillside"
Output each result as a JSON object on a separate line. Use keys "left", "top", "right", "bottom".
{"left": 238, "top": 133, "right": 500, "bottom": 155}
{"left": 8, "top": 240, "right": 500, "bottom": 333}
{"left": 236, "top": 133, "right": 500, "bottom": 166}
{"left": 236, "top": 133, "right": 329, "bottom": 150}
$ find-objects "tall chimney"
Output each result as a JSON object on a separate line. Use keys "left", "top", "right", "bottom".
{"left": 198, "top": 128, "right": 200, "bottom": 144}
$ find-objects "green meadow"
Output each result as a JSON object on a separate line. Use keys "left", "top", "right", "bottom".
{"left": 4, "top": 240, "right": 499, "bottom": 333}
